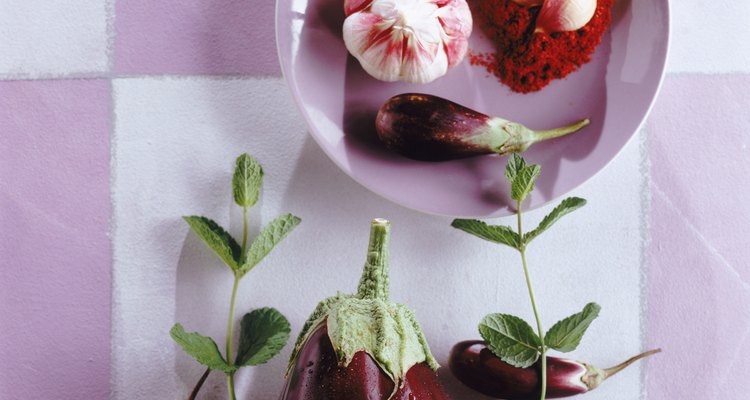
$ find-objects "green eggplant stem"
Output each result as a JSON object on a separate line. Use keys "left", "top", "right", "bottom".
{"left": 499, "top": 118, "right": 590, "bottom": 155}
{"left": 534, "top": 119, "right": 590, "bottom": 143}
{"left": 356, "top": 218, "right": 391, "bottom": 301}
{"left": 604, "top": 348, "right": 662, "bottom": 379}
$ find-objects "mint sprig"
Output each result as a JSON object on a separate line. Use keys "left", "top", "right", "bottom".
{"left": 450, "top": 219, "right": 519, "bottom": 248}
{"left": 510, "top": 163, "right": 540, "bottom": 202}
{"left": 183, "top": 216, "right": 241, "bottom": 270}
{"left": 170, "top": 324, "right": 236, "bottom": 374}
{"left": 235, "top": 307, "right": 291, "bottom": 367}
{"left": 240, "top": 214, "right": 301, "bottom": 275}
{"left": 172, "top": 153, "right": 300, "bottom": 400}
{"left": 479, "top": 314, "right": 541, "bottom": 368}
{"left": 233, "top": 153, "right": 263, "bottom": 208}
{"left": 524, "top": 197, "right": 587, "bottom": 245}
{"left": 545, "top": 302, "right": 601, "bottom": 353}
{"left": 452, "top": 154, "right": 597, "bottom": 400}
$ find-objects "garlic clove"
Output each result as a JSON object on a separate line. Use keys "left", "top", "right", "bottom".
{"left": 401, "top": 34, "right": 449, "bottom": 84}
{"left": 535, "top": 0, "right": 597, "bottom": 34}
{"left": 343, "top": 11, "right": 407, "bottom": 82}
{"left": 436, "top": 0, "right": 473, "bottom": 68}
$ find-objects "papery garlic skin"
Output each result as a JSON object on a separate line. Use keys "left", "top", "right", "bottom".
{"left": 536, "top": 0, "right": 597, "bottom": 33}
{"left": 343, "top": 0, "right": 472, "bottom": 84}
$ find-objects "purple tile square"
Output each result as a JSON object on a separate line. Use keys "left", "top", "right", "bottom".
{"left": 647, "top": 74, "right": 750, "bottom": 399}
{"left": 115, "top": 0, "right": 279, "bottom": 75}
{"left": 649, "top": 74, "right": 750, "bottom": 279}
{"left": 0, "top": 80, "right": 111, "bottom": 399}
{"left": 648, "top": 190, "right": 750, "bottom": 399}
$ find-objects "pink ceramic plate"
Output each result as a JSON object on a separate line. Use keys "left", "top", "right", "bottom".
{"left": 276, "top": 0, "right": 669, "bottom": 217}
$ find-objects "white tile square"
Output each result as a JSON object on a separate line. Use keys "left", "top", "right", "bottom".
{"left": 0, "top": 1, "right": 108, "bottom": 76}
{"left": 667, "top": 1, "right": 750, "bottom": 73}
{"left": 113, "top": 76, "right": 646, "bottom": 399}
{"left": 112, "top": 77, "right": 310, "bottom": 400}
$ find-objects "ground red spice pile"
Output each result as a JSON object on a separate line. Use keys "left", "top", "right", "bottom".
{"left": 469, "top": 0, "right": 613, "bottom": 93}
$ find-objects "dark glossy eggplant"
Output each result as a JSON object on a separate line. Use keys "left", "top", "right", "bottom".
{"left": 375, "top": 93, "right": 589, "bottom": 161}
{"left": 449, "top": 340, "right": 660, "bottom": 399}
{"left": 280, "top": 325, "right": 447, "bottom": 400}
{"left": 280, "top": 219, "right": 449, "bottom": 400}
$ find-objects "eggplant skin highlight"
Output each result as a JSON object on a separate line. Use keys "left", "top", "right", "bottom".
{"left": 375, "top": 93, "right": 589, "bottom": 162}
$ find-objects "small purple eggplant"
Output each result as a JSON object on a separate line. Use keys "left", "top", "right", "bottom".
{"left": 375, "top": 93, "right": 589, "bottom": 162}
{"left": 449, "top": 340, "right": 660, "bottom": 399}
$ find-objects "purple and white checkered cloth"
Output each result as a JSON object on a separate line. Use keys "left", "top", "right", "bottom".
{"left": 1, "top": 1, "right": 749, "bottom": 399}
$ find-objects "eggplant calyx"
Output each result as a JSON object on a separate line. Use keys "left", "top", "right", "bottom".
{"left": 462, "top": 117, "right": 512, "bottom": 151}
{"left": 581, "top": 348, "right": 662, "bottom": 391}
{"left": 328, "top": 299, "right": 438, "bottom": 382}
{"left": 581, "top": 363, "right": 607, "bottom": 391}
{"left": 286, "top": 219, "right": 439, "bottom": 388}
{"left": 286, "top": 293, "right": 350, "bottom": 375}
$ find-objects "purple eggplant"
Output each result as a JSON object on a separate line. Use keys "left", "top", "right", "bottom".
{"left": 449, "top": 340, "right": 660, "bottom": 399}
{"left": 375, "top": 93, "right": 589, "bottom": 161}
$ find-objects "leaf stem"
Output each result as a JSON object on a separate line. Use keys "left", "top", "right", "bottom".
{"left": 225, "top": 206, "right": 249, "bottom": 400}
{"left": 188, "top": 368, "right": 211, "bottom": 400}
{"left": 227, "top": 374, "right": 237, "bottom": 400}
{"left": 225, "top": 275, "right": 240, "bottom": 400}
{"left": 241, "top": 207, "right": 249, "bottom": 261}
{"left": 517, "top": 201, "right": 547, "bottom": 400}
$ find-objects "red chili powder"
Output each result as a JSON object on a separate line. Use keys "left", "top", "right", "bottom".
{"left": 469, "top": 0, "right": 613, "bottom": 93}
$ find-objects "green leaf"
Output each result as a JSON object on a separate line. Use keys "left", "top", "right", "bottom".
{"left": 239, "top": 214, "right": 301, "bottom": 275}
{"left": 505, "top": 153, "right": 527, "bottom": 183}
{"left": 524, "top": 197, "right": 587, "bottom": 245}
{"left": 479, "top": 314, "right": 541, "bottom": 368}
{"left": 183, "top": 216, "right": 240, "bottom": 270}
{"left": 235, "top": 308, "right": 291, "bottom": 366}
{"left": 545, "top": 302, "right": 601, "bottom": 353}
{"left": 233, "top": 153, "right": 264, "bottom": 208}
{"left": 451, "top": 219, "right": 520, "bottom": 249}
{"left": 510, "top": 164, "right": 541, "bottom": 202}
{"left": 170, "top": 324, "right": 236, "bottom": 374}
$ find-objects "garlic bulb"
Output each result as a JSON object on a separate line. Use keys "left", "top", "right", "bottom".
{"left": 342, "top": 0, "right": 472, "bottom": 84}
{"left": 535, "top": 0, "right": 597, "bottom": 33}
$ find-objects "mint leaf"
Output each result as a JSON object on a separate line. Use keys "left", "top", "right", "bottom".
{"left": 239, "top": 214, "right": 301, "bottom": 275}
{"left": 524, "top": 197, "right": 587, "bottom": 245}
{"left": 233, "top": 153, "right": 263, "bottom": 208}
{"left": 183, "top": 216, "right": 240, "bottom": 270}
{"left": 505, "top": 153, "right": 527, "bottom": 183}
{"left": 479, "top": 314, "right": 541, "bottom": 368}
{"left": 545, "top": 302, "right": 601, "bottom": 352}
{"left": 511, "top": 164, "right": 541, "bottom": 202}
{"left": 170, "top": 324, "right": 236, "bottom": 374}
{"left": 451, "top": 219, "right": 519, "bottom": 249}
{"left": 235, "top": 308, "right": 291, "bottom": 366}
